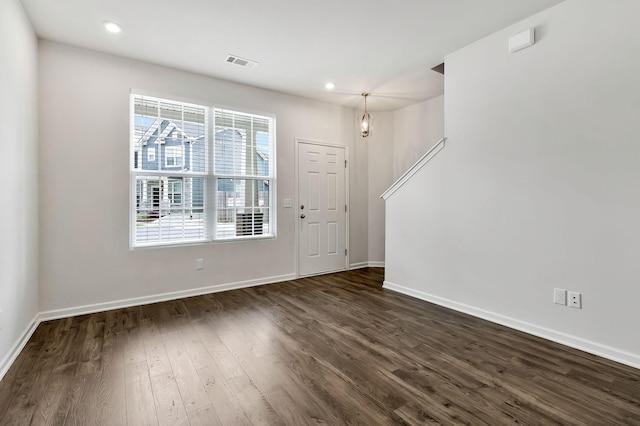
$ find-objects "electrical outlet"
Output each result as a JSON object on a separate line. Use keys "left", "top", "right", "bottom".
{"left": 195, "top": 259, "right": 204, "bottom": 270}
{"left": 554, "top": 288, "right": 567, "bottom": 305}
{"left": 568, "top": 291, "right": 582, "bottom": 309}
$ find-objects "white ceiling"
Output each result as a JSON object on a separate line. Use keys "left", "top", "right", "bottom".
{"left": 21, "top": 0, "right": 564, "bottom": 111}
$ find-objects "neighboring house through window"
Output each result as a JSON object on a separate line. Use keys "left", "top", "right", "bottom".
{"left": 130, "top": 94, "right": 276, "bottom": 247}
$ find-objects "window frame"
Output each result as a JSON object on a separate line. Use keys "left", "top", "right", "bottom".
{"left": 130, "top": 93, "right": 277, "bottom": 248}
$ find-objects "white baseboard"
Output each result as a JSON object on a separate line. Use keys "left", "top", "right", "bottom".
{"left": 383, "top": 281, "right": 640, "bottom": 370}
{"left": 0, "top": 314, "right": 40, "bottom": 382}
{"left": 350, "top": 261, "right": 385, "bottom": 270}
{"left": 39, "top": 273, "right": 297, "bottom": 322}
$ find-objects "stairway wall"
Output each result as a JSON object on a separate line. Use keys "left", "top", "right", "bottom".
{"left": 392, "top": 95, "right": 444, "bottom": 181}
{"left": 384, "top": 0, "right": 640, "bottom": 368}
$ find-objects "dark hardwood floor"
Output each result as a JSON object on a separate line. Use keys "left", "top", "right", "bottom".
{"left": 0, "top": 268, "right": 639, "bottom": 425}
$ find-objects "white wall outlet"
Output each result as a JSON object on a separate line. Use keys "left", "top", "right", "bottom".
{"left": 554, "top": 288, "right": 567, "bottom": 305}
{"left": 195, "top": 259, "right": 204, "bottom": 270}
{"left": 568, "top": 291, "right": 582, "bottom": 309}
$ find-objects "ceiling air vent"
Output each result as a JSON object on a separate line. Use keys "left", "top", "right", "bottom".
{"left": 226, "top": 54, "right": 258, "bottom": 69}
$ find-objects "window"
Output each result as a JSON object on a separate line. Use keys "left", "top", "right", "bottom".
{"left": 165, "top": 145, "right": 184, "bottom": 168}
{"left": 131, "top": 94, "right": 276, "bottom": 247}
{"left": 167, "top": 179, "right": 182, "bottom": 205}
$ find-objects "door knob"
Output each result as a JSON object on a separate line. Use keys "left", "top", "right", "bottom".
{"left": 300, "top": 214, "right": 306, "bottom": 219}
{"left": 300, "top": 204, "right": 304, "bottom": 210}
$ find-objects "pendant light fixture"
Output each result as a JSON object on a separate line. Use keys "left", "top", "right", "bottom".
{"left": 359, "top": 93, "right": 373, "bottom": 138}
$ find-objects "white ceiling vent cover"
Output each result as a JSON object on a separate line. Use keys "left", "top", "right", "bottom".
{"left": 226, "top": 54, "right": 258, "bottom": 69}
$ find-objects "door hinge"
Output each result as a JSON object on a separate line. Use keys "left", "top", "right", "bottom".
{"left": 345, "top": 248, "right": 348, "bottom": 256}
{"left": 345, "top": 204, "right": 347, "bottom": 212}
{"left": 345, "top": 160, "right": 348, "bottom": 168}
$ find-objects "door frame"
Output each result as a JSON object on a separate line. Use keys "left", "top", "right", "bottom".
{"left": 294, "top": 138, "right": 350, "bottom": 278}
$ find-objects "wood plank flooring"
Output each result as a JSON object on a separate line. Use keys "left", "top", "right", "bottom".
{"left": 1, "top": 268, "right": 639, "bottom": 425}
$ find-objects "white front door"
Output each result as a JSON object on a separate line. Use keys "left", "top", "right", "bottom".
{"left": 298, "top": 142, "right": 347, "bottom": 276}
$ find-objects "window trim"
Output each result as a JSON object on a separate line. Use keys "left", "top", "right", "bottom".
{"left": 129, "top": 92, "right": 277, "bottom": 248}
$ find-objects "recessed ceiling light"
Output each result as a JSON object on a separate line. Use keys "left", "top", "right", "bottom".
{"left": 325, "top": 82, "right": 336, "bottom": 90}
{"left": 103, "top": 21, "right": 122, "bottom": 34}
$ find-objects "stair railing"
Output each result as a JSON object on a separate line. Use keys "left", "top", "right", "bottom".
{"left": 381, "top": 137, "right": 446, "bottom": 200}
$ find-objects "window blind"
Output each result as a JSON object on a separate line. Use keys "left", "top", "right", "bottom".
{"left": 213, "top": 108, "right": 274, "bottom": 240}
{"left": 132, "top": 96, "right": 208, "bottom": 246}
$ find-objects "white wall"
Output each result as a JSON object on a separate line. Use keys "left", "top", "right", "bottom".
{"left": 38, "top": 41, "right": 368, "bottom": 314}
{"left": 385, "top": 0, "right": 640, "bottom": 368}
{"left": 365, "top": 96, "right": 444, "bottom": 268}
{"left": 392, "top": 96, "right": 444, "bottom": 180}
{"left": 366, "top": 111, "right": 394, "bottom": 266}
{"left": 0, "top": 0, "right": 39, "bottom": 376}
{"left": 349, "top": 115, "right": 370, "bottom": 269}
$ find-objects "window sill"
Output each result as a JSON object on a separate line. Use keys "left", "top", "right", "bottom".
{"left": 130, "top": 234, "right": 276, "bottom": 250}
